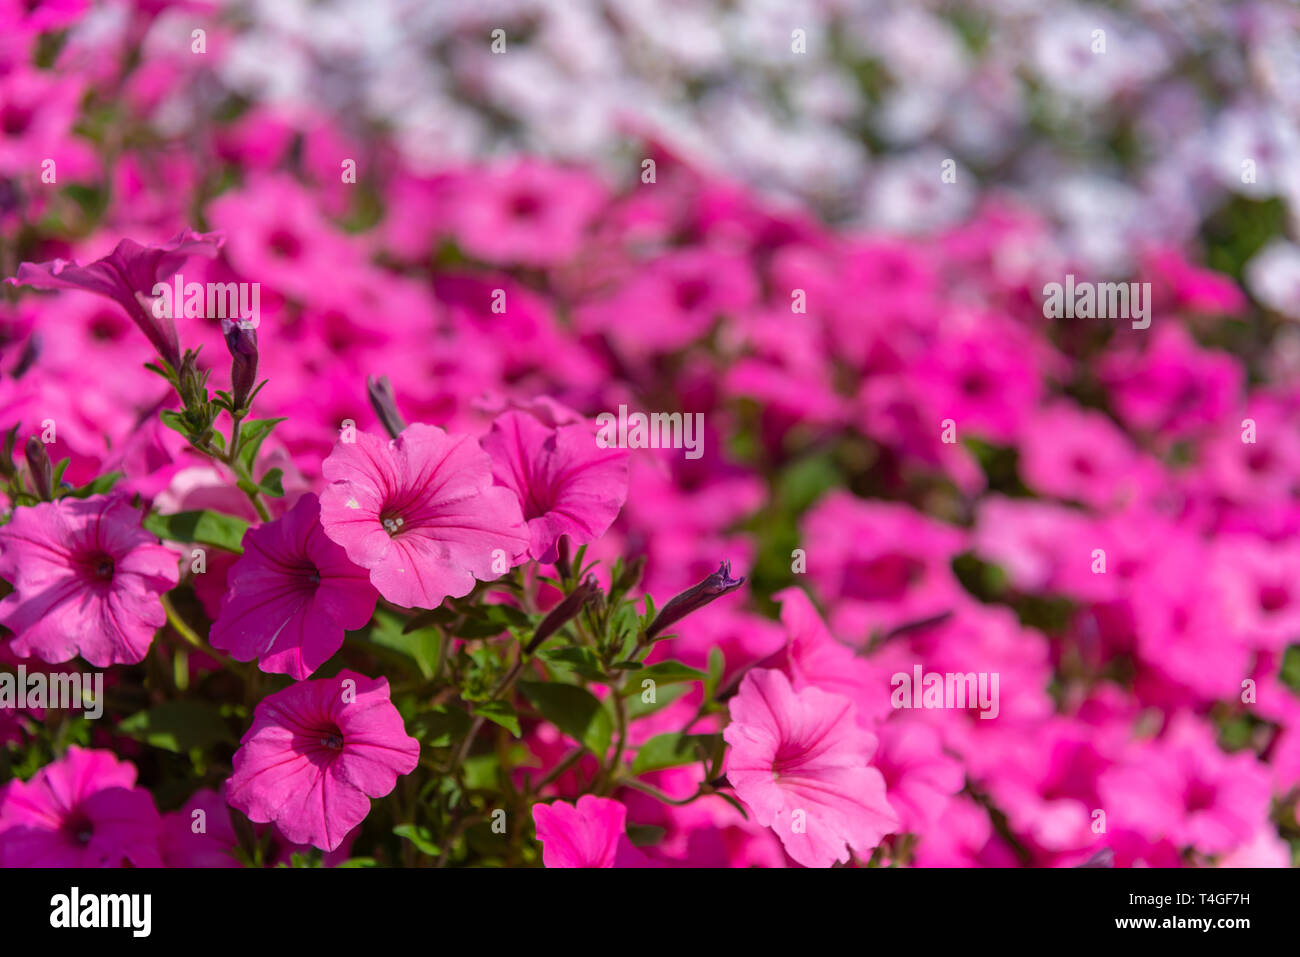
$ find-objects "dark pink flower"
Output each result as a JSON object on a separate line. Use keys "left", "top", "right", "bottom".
{"left": 319, "top": 424, "right": 529, "bottom": 609}
{"left": 0, "top": 494, "right": 179, "bottom": 666}
{"left": 225, "top": 671, "right": 420, "bottom": 852}
{"left": 6, "top": 229, "right": 224, "bottom": 368}
{"left": 0, "top": 746, "right": 161, "bottom": 867}
{"left": 160, "top": 788, "right": 239, "bottom": 868}
{"left": 211, "top": 493, "right": 378, "bottom": 680}
{"left": 445, "top": 159, "right": 606, "bottom": 267}
{"left": 482, "top": 410, "right": 629, "bottom": 563}
{"left": 724, "top": 668, "right": 900, "bottom": 867}
{"left": 532, "top": 795, "right": 649, "bottom": 868}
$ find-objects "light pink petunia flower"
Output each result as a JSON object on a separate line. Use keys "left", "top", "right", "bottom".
{"left": 211, "top": 493, "right": 378, "bottom": 679}
{"left": 0, "top": 746, "right": 162, "bottom": 867}
{"left": 723, "top": 668, "right": 900, "bottom": 868}
{"left": 319, "top": 424, "right": 529, "bottom": 609}
{"left": 762, "top": 586, "right": 893, "bottom": 725}
{"left": 224, "top": 670, "right": 420, "bottom": 852}
{"left": 5, "top": 229, "right": 224, "bottom": 368}
{"left": 481, "top": 410, "right": 629, "bottom": 564}
{"left": 532, "top": 795, "right": 649, "bottom": 868}
{"left": 0, "top": 494, "right": 179, "bottom": 666}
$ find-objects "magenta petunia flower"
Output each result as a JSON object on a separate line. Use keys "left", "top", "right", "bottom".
{"left": 160, "top": 788, "right": 240, "bottom": 868}
{"left": 211, "top": 493, "right": 378, "bottom": 679}
{"left": 0, "top": 746, "right": 162, "bottom": 867}
{"left": 482, "top": 410, "right": 629, "bottom": 564}
{"left": 0, "top": 494, "right": 180, "bottom": 666}
{"left": 319, "top": 423, "right": 529, "bottom": 609}
{"left": 5, "top": 229, "right": 224, "bottom": 369}
{"left": 723, "top": 668, "right": 900, "bottom": 868}
{"left": 224, "top": 670, "right": 420, "bottom": 852}
{"left": 532, "top": 795, "right": 649, "bottom": 868}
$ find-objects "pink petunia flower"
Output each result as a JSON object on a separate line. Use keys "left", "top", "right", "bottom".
{"left": 0, "top": 746, "right": 162, "bottom": 867}
{"left": 224, "top": 670, "right": 420, "bottom": 852}
{"left": 531, "top": 795, "right": 649, "bottom": 868}
{"left": 211, "top": 493, "right": 378, "bottom": 679}
{"left": 723, "top": 668, "right": 900, "bottom": 868}
{"left": 481, "top": 410, "right": 629, "bottom": 564}
{"left": 0, "top": 494, "right": 179, "bottom": 666}
{"left": 444, "top": 159, "right": 606, "bottom": 267}
{"left": 6, "top": 229, "right": 224, "bottom": 369}
{"left": 761, "top": 586, "right": 893, "bottom": 725}
{"left": 319, "top": 424, "right": 529, "bottom": 609}
{"left": 1097, "top": 714, "right": 1272, "bottom": 856}
{"left": 160, "top": 788, "right": 240, "bottom": 868}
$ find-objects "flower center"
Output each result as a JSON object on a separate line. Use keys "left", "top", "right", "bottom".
{"left": 62, "top": 809, "right": 94, "bottom": 846}
{"left": 320, "top": 732, "right": 344, "bottom": 751}
{"left": 379, "top": 508, "right": 407, "bottom": 536}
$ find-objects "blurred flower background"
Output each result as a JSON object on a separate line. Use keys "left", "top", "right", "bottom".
{"left": 1, "top": 0, "right": 1299, "bottom": 867}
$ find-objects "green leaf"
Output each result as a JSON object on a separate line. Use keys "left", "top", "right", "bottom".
{"left": 626, "top": 824, "right": 667, "bottom": 847}
{"left": 631, "top": 732, "right": 720, "bottom": 774}
{"left": 364, "top": 608, "right": 440, "bottom": 679}
{"left": 704, "top": 647, "right": 726, "bottom": 701}
{"left": 539, "top": 646, "right": 607, "bottom": 681}
{"left": 257, "top": 467, "right": 284, "bottom": 498}
{"left": 159, "top": 408, "right": 189, "bottom": 439}
{"left": 620, "top": 660, "right": 705, "bottom": 694}
{"left": 471, "top": 699, "right": 521, "bottom": 737}
{"left": 626, "top": 681, "right": 687, "bottom": 720}
{"left": 64, "top": 471, "right": 124, "bottom": 498}
{"left": 235, "top": 417, "right": 287, "bottom": 474}
{"left": 393, "top": 824, "right": 440, "bottom": 857}
{"left": 518, "top": 681, "right": 611, "bottom": 756}
{"left": 411, "top": 705, "right": 472, "bottom": 747}
{"left": 143, "top": 509, "right": 249, "bottom": 553}
{"left": 118, "top": 701, "right": 233, "bottom": 753}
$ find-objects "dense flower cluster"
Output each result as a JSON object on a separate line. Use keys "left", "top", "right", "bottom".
{"left": 0, "top": 1, "right": 1296, "bottom": 869}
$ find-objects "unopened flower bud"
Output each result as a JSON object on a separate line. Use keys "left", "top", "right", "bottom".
{"left": 367, "top": 375, "right": 406, "bottom": 440}
{"left": 24, "top": 436, "right": 53, "bottom": 501}
{"left": 526, "top": 575, "right": 601, "bottom": 654}
{"left": 645, "top": 561, "right": 745, "bottom": 642}
{"left": 0, "top": 425, "right": 18, "bottom": 481}
{"left": 223, "top": 320, "right": 259, "bottom": 412}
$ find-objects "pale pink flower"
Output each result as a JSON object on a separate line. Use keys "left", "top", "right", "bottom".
{"left": 723, "top": 668, "right": 899, "bottom": 867}
{"left": 224, "top": 671, "right": 420, "bottom": 852}
{"left": 0, "top": 494, "right": 179, "bottom": 666}
{"left": 481, "top": 409, "right": 628, "bottom": 564}
{"left": 319, "top": 424, "right": 529, "bottom": 609}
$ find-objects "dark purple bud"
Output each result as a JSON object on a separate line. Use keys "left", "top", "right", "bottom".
{"left": 223, "top": 320, "right": 259, "bottom": 411}
{"left": 1075, "top": 848, "right": 1114, "bottom": 868}
{"left": 526, "top": 575, "right": 601, "bottom": 654}
{"left": 0, "top": 425, "right": 18, "bottom": 480}
{"left": 10, "top": 334, "right": 39, "bottom": 379}
{"left": 24, "top": 436, "right": 53, "bottom": 501}
{"left": 367, "top": 374, "right": 406, "bottom": 440}
{"left": 645, "top": 561, "right": 745, "bottom": 642}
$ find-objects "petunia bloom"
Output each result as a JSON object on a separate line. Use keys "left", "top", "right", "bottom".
{"left": 723, "top": 668, "right": 900, "bottom": 868}
{"left": 0, "top": 746, "right": 162, "bottom": 867}
{"left": 224, "top": 670, "right": 420, "bottom": 852}
{"left": 5, "top": 229, "right": 224, "bottom": 369}
{"left": 319, "top": 423, "right": 529, "bottom": 609}
{"left": 532, "top": 795, "right": 649, "bottom": 867}
{"left": 0, "top": 494, "right": 179, "bottom": 666}
{"left": 211, "top": 493, "right": 378, "bottom": 680}
{"left": 481, "top": 410, "right": 629, "bottom": 564}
